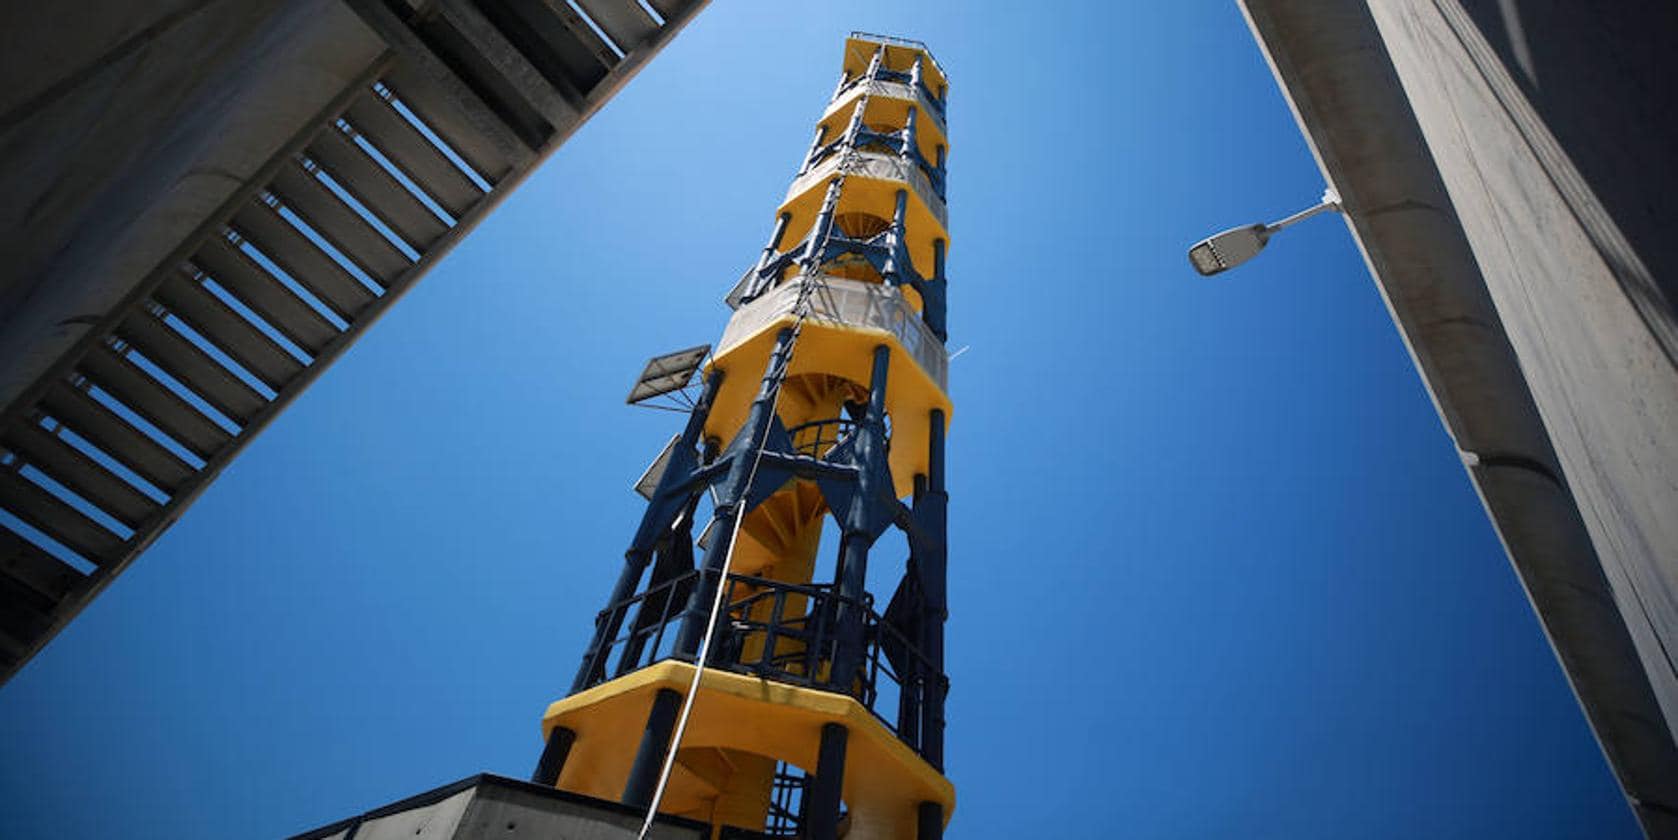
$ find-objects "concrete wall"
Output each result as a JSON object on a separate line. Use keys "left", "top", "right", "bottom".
{"left": 0, "top": 0, "right": 709, "bottom": 684}
{"left": 0, "top": 0, "right": 386, "bottom": 406}
{"left": 1366, "top": 0, "right": 1678, "bottom": 748}
{"left": 1241, "top": 2, "right": 1678, "bottom": 834}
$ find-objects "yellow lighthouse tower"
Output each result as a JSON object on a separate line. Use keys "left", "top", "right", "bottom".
{"left": 531, "top": 33, "right": 954, "bottom": 839}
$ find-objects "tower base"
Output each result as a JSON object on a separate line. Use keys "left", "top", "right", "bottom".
{"left": 288, "top": 773, "right": 725, "bottom": 840}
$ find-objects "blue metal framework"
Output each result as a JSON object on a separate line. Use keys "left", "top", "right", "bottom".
{"left": 541, "top": 34, "right": 952, "bottom": 840}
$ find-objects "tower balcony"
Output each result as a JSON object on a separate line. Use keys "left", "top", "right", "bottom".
{"left": 826, "top": 75, "right": 947, "bottom": 139}
{"left": 788, "top": 149, "right": 947, "bottom": 237}
{"left": 837, "top": 33, "right": 948, "bottom": 120}
{"left": 707, "top": 276, "right": 949, "bottom": 498}
{"left": 547, "top": 570, "right": 953, "bottom": 836}
{"left": 820, "top": 82, "right": 948, "bottom": 164}
{"left": 721, "top": 276, "right": 946, "bottom": 389}
{"left": 565, "top": 570, "right": 943, "bottom": 760}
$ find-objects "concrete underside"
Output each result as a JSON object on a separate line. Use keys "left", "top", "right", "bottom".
{"left": 1241, "top": 2, "right": 1678, "bottom": 835}
{"left": 0, "top": 0, "right": 709, "bottom": 685}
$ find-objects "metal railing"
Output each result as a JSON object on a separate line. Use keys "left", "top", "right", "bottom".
{"left": 834, "top": 62, "right": 946, "bottom": 119}
{"left": 789, "top": 148, "right": 947, "bottom": 226}
{"left": 583, "top": 569, "right": 941, "bottom": 758}
{"left": 718, "top": 276, "right": 948, "bottom": 390}
{"left": 786, "top": 417, "right": 883, "bottom": 459}
{"left": 764, "top": 763, "right": 807, "bottom": 836}
{"left": 805, "top": 135, "right": 946, "bottom": 201}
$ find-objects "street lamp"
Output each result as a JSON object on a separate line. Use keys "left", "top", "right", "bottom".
{"left": 1187, "top": 188, "right": 1342, "bottom": 276}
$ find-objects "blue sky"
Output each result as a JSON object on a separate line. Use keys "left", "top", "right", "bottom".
{"left": 0, "top": 2, "right": 1636, "bottom": 838}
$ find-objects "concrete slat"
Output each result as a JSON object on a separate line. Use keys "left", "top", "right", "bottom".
{"left": 231, "top": 201, "right": 377, "bottom": 321}
{"left": 190, "top": 235, "right": 339, "bottom": 356}
{"left": 117, "top": 311, "right": 267, "bottom": 425}
{"left": 574, "top": 0, "right": 657, "bottom": 53}
{"left": 0, "top": 469, "right": 125, "bottom": 565}
{"left": 39, "top": 385, "right": 195, "bottom": 495}
{"left": 345, "top": 96, "right": 484, "bottom": 218}
{"left": 383, "top": 64, "right": 523, "bottom": 184}
{"left": 40, "top": 383, "right": 196, "bottom": 492}
{"left": 433, "top": 0, "right": 586, "bottom": 119}
{"left": 0, "top": 526, "right": 84, "bottom": 604}
{"left": 1, "top": 423, "right": 158, "bottom": 530}
{"left": 0, "top": 570, "right": 56, "bottom": 646}
{"left": 533, "top": 0, "right": 622, "bottom": 77}
{"left": 344, "top": 0, "right": 531, "bottom": 180}
{"left": 646, "top": 0, "right": 692, "bottom": 20}
{"left": 308, "top": 125, "right": 450, "bottom": 250}
{"left": 152, "top": 271, "right": 304, "bottom": 391}
{"left": 270, "top": 160, "right": 413, "bottom": 287}
{"left": 0, "top": 624, "right": 31, "bottom": 666}
{"left": 76, "top": 346, "right": 231, "bottom": 459}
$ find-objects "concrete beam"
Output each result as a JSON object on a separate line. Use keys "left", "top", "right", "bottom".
{"left": 1239, "top": 2, "right": 1678, "bottom": 835}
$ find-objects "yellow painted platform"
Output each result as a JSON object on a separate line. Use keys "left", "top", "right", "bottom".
{"left": 542, "top": 661, "right": 955, "bottom": 838}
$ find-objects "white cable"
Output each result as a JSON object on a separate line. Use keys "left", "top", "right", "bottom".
{"left": 635, "top": 272, "right": 822, "bottom": 840}
{"left": 636, "top": 73, "right": 877, "bottom": 838}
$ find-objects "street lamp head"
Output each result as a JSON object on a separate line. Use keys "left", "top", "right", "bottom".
{"left": 1188, "top": 224, "right": 1271, "bottom": 276}
{"left": 1187, "top": 189, "right": 1342, "bottom": 276}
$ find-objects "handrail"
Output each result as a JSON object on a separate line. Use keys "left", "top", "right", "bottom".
{"left": 719, "top": 276, "right": 949, "bottom": 391}
{"left": 835, "top": 71, "right": 946, "bottom": 117}
{"left": 580, "top": 567, "right": 943, "bottom": 759}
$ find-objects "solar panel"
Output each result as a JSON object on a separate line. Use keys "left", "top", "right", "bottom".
{"left": 626, "top": 344, "right": 710, "bottom": 404}
{"left": 696, "top": 517, "right": 720, "bottom": 551}
{"left": 633, "top": 434, "right": 681, "bottom": 499}
{"left": 724, "top": 266, "right": 753, "bottom": 310}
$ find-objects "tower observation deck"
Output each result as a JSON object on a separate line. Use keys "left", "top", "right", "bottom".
{"left": 534, "top": 33, "right": 955, "bottom": 839}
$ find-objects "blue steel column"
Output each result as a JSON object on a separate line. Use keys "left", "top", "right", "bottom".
{"left": 674, "top": 327, "right": 797, "bottom": 657}
{"left": 831, "top": 345, "right": 892, "bottom": 686}
{"left": 918, "top": 407, "right": 948, "bottom": 770}
{"left": 806, "top": 722, "right": 850, "bottom": 840}
{"left": 573, "top": 371, "right": 723, "bottom": 692}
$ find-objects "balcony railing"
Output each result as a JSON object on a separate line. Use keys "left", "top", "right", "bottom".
{"left": 787, "top": 417, "right": 869, "bottom": 459}
{"left": 825, "top": 75, "right": 948, "bottom": 134}
{"left": 833, "top": 52, "right": 947, "bottom": 118}
{"left": 789, "top": 149, "right": 947, "bottom": 228}
{"left": 718, "top": 276, "right": 948, "bottom": 390}
{"left": 581, "top": 569, "right": 943, "bottom": 761}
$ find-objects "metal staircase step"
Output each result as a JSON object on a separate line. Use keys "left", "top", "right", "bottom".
{"left": 0, "top": 468, "right": 125, "bottom": 565}
{"left": 1, "top": 423, "right": 159, "bottom": 530}
{"left": 230, "top": 200, "right": 377, "bottom": 321}
{"left": 116, "top": 311, "right": 267, "bottom": 426}
{"left": 190, "top": 234, "right": 340, "bottom": 356}
{"left": 40, "top": 384, "right": 196, "bottom": 495}
{"left": 152, "top": 270, "right": 304, "bottom": 391}
{"left": 308, "top": 124, "right": 450, "bottom": 250}
{"left": 345, "top": 95, "right": 485, "bottom": 218}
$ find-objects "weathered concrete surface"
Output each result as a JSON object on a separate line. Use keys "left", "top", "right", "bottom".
{"left": 0, "top": 0, "right": 386, "bottom": 408}
{"left": 1367, "top": 0, "right": 1678, "bottom": 724}
{"left": 1241, "top": 2, "right": 1678, "bottom": 835}
{"left": 0, "top": 0, "right": 711, "bottom": 684}
{"left": 289, "top": 774, "right": 710, "bottom": 839}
